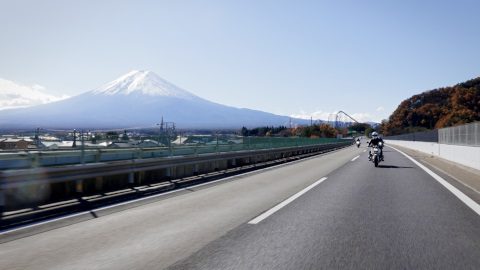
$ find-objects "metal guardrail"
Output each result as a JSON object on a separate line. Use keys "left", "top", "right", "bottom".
{"left": 0, "top": 141, "right": 352, "bottom": 231}
{"left": 0, "top": 138, "right": 345, "bottom": 170}
{"left": 0, "top": 141, "right": 351, "bottom": 189}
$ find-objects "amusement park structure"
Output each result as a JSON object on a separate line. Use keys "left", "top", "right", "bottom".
{"left": 327, "top": 111, "right": 359, "bottom": 128}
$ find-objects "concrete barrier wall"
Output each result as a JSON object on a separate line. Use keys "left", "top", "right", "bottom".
{"left": 437, "top": 144, "right": 480, "bottom": 171}
{"left": 386, "top": 140, "right": 480, "bottom": 171}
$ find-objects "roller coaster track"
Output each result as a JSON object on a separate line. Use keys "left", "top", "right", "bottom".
{"left": 327, "top": 111, "right": 360, "bottom": 128}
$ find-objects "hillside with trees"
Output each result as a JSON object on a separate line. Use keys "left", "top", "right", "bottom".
{"left": 381, "top": 76, "right": 480, "bottom": 135}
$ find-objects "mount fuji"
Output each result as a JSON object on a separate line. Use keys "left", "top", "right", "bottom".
{"left": 0, "top": 70, "right": 305, "bottom": 129}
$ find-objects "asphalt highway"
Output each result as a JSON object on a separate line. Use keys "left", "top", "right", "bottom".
{"left": 1, "top": 145, "right": 479, "bottom": 270}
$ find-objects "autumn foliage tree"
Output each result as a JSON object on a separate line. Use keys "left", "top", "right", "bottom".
{"left": 382, "top": 77, "right": 480, "bottom": 135}
{"left": 299, "top": 123, "right": 338, "bottom": 138}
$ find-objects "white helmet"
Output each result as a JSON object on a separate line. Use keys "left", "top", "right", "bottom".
{"left": 371, "top": 131, "right": 378, "bottom": 138}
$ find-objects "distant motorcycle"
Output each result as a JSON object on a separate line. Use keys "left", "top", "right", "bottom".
{"left": 356, "top": 140, "right": 361, "bottom": 148}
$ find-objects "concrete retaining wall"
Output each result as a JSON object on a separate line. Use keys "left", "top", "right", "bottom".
{"left": 386, "top": 140, "right": 480, "bottom": 171}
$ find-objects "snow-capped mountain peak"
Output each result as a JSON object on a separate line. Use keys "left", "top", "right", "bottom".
{"left": 92, "top": 70, "right": 199, "bottom": 99}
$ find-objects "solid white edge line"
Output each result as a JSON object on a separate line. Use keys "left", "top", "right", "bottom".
{"left": 0, "top": 147, "right": 346, "bottom": 235}
{"left": 388, "top": 145, "right": 480, "bottom": 216}
{"left": 425, "top": 163, "right": 480, "bottom": 195}
{"left": 248, "top": 177, "right": 328, "bottom": 225}
{"left": 351, "top": 155, "right": 360, "bottom": 162}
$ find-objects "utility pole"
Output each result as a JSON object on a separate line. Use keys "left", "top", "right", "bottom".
{"left": 161, "top": 116, "right": 166, "bottom": 146}
{"left": 80, "top": 130, "right": 85, "bottom": 164}
{"left": 72, "top": 129, "right": 77, "bottom": 148}
{"left": 160, "top": 116, "right": 164, "bottom": 133}
{"left": 157, "top": 124, "right": 161, "bottom": 146}
{"left": 169, "top": 130, "right": 172, "bottom": 156}
{"left": 34, "top": 127, "right": 40, "bottom": 148}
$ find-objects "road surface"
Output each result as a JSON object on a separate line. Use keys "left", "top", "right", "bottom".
{"left": 1, "top": 145, "right": 479, "bottom": 270}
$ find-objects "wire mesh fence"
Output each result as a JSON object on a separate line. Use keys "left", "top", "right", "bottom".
{"left": 385, "top": 130, "right": 438, "bottom": 142}
{"left": 439, "top": 122, "right": 480, "bottom": 146}
{"left": 386, "top": 122, "right": 480, "bottom": 146}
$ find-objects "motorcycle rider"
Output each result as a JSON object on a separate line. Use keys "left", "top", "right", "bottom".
{"left": 355, "top": 137, "right": 361, "bottom": 147}
{"left": 368, "top": 132, "right": 384, "bottom": 161}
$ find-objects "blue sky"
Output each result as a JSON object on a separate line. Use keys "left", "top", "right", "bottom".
{"left": 1, "top": 0, "right": 479, "bottom": 122}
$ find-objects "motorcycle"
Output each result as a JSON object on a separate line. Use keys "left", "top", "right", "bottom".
{"left": 356, "top": 140, "right": 361, "bottom": 148}
{"left": 369, "top": 141, "right": 383, "bottom": 167}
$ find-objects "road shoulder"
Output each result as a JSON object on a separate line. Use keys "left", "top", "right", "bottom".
{"left": 391, "top": 145, "right": 480, "bottom": 204}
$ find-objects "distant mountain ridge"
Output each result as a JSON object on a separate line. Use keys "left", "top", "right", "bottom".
{"left": 0, "top": 70, "right": 307, "bottom": 129}
{"left": 382, "top": 76, "right": 480, "bottom": 135}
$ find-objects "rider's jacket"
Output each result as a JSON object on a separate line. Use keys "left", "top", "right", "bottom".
{"left": 368, "top": 137, "right": 384, "bottom": 148}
